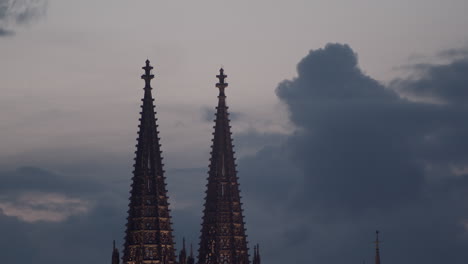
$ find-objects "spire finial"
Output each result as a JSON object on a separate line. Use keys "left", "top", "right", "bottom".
{"left": 113, "top": 240, "right": 116, "bottom": 249}
{"left": 183, "top": 237, "right": 186, "bottom": 250}
{"left": 141, "top": 59, "right": 154, "bottom": 89}
{"left": 216, "top": 68, "right": 228, "bottom": 96}
{"left": 190, "top": 243, "right": 193, "bottom": 257}
{"left": 375, "top": 230, "right": 380, "bottom": 249}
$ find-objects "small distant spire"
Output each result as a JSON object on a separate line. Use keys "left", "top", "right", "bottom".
{"left": 179, "top": 237, "right": 188, "bottom": 264}
{"left": 257, "top": 243, "right": 261, "bottom": 264}
{"left": 375, "top": 230, "right": 381, "bottom": 264}
{"left": 111, "top": 240, "right": 120, "bottom": 264}
{"left": 253, "top": 243, "right": 261, "bottom": 264}
{"left": 187, "top": 243, "right": 195, "bottom": 264}
{"left": 216, "top": 68, "right": 228, "bottom": 96}
{"left": 141, "top": 59, "right": 155, "bottom": 89}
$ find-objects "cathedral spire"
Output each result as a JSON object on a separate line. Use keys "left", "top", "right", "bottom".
{"left": 198, "top": 68, "right": 250, "bottom": 264}
{"left": 375, "top": 230, "right": 381, "bottom": 264}
{"left": 121, "top": 60, "right": 176, "bottom": 264}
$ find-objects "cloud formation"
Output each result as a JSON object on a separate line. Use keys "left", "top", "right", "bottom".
{"left": 0, "top": 0, "right": 47, "bottom": 36}
{"left": 239, "top": 44, "right": 468, "bottom": 264}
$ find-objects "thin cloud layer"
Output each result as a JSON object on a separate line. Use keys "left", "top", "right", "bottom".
{"left": 0, "top": 192, "right": 90, "bottom": 222}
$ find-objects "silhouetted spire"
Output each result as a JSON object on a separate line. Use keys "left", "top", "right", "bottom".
{"left": 179, "top": 238, "right": 187, "bottom": 264}
{"left": 375, "top": 230, "right": 381, "bottom": 264}
{"left": 112, "top": 240, "right": 120, "bottom": 264}
{"left": 187, "top": 243, "right": 195, "bottom": 264}
{"left": 252, "top": 244, "right": 261, "bottom": 264}
{"left": 122, "top": 60, "right": 176, "bottom": 264}
{"left": 257, "top": 244, "right": 261, "bottom": 264}
{"left": 198, "top": 68, "right": 250, "bottom": 264}
{"left": 253, "top": 245, "right": 257, "bottom": 264}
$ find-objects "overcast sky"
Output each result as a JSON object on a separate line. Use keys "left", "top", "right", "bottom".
{"left": 1, "top": 0, "right": 468, "bottom": 264}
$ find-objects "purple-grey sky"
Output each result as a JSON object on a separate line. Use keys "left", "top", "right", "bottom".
{"left": 1, "top": 1, "right": 468, "bottom": 264}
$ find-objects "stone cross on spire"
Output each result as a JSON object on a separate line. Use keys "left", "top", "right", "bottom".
{"left": 216, "top": 68, "right": 228, "bottom": 96}
{"left": 141, "top": 59, "right": 155, "bottom": 89}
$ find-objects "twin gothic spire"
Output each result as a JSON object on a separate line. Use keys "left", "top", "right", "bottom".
{"left": 197, "top": 68, "right": 250, "bottom": 264}
{"left": 111, "top": 60, "right": 385, "bottom": 264}
{"left": 114, "top": 61, "right": 255, "bottom": 264}
{"left": 112, "top": 60, "right": 384, "bottom": 264}
{"left": 121, "top": 60, "right": 176, "bottom": 264}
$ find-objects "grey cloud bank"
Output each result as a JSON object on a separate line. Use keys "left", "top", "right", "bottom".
{"left": 241, "top": 43, "right": 468, "bottom": 264}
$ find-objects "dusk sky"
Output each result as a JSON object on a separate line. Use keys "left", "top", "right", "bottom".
{"left": 2, "top": 0, "right": 468, "bottom": 263}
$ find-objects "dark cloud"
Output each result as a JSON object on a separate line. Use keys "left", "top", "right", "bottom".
{"left": 0, "top": 166, "right": 104, "bottom": 195}
{"left": 0, "top": 27, "right": 13, "bottom": 36}
{"left": 0, "top": 0, "right": 47, "bottom": 36}
{"left": 237, "top": 43, "right": 468, "bottom": 264}
{"left": 392, "top": 57, "right": 468, "bottom": 105}
{"left": 275, "top": 43, "right": 425, "bottom": 212}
